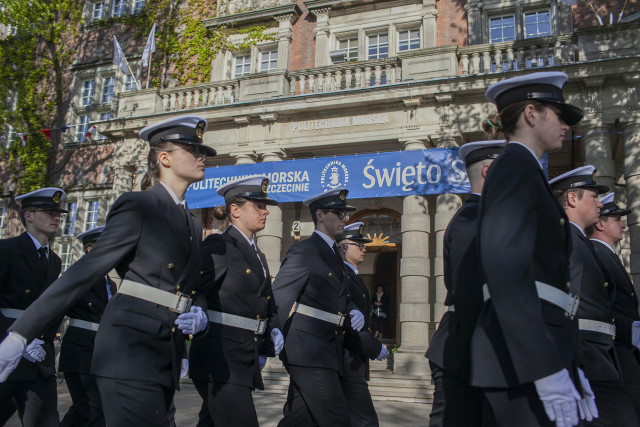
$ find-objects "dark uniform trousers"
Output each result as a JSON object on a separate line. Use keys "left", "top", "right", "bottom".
{"left": 569, "top": 226, "right": 638, "bottom": 427}
{"left": 592, "top": 239, "right": 640, "bottom": 423}
{"left": 425, "top": 194, "right": 484, "bottom": 427}
{"left": 0, "top": 232, "right": 62, "bottom": 427}
{"left": 190, "top": 226, "right": 279, "bottom": 427}
{"left": 472, "top": 143, "right": 580, "bottom": 426}
{"left": 341, "top": 267, "right": 382, "bottom": 427}
{"left": 8, "top": 184, "right": 205, "bottom": 427}
{"left": 272, "top": 233, "right": 357, "bottom": 427}
{"left": 59, "top": 276, "right": 115, "bottom": 427}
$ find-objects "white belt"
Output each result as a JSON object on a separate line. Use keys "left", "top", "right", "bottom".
{"left": 447, "top": 305, "right": 455, "bottom": 312}
{"left": 290, "top": 302, "right": 346, "bottom": 327}
{"left": 207, "top": 310, "right": 267, "bottom": 334}
{"left": 579, "top": 319, "right": 616, "bottom": 337}
{"left": 483, "top": 281, "right": 580, "bottom": 317}
{"left": 68, "top": 318, "right": 100, "bottom": 332}
{"left": 118, "top": 280, "right": 192, "bottom": 314}
{"left": 0, "top": 308, "right": 25, "bottom": 318}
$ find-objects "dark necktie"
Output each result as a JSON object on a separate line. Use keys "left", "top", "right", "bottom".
{"left": 332, "top": 243, "right": 345, "bottom": 272}
{"left": 38, "top": 247, "right": 48, "bottom": 275}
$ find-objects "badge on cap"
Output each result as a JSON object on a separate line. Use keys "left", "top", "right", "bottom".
{"left": 359, "top": 224, "right": 365, "bottom": 235}
{"left": 339, "top": 190, "right": 347, "bottom": 201}
{"left": 52, "top": 191, "right": 62, "bottom": 204}
{"left": 261, "top": 179, "right": 268, "bottom": 195}
{"left": 195, "top": 121, "right": 205, "bottom": 141}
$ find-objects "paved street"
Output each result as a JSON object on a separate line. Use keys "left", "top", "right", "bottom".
{"left": 6, "top": 378, "right": 430, "bottom": 426}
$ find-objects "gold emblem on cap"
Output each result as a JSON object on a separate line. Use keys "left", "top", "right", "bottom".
{"left": 261, "top": 179, "right": 268, "bottom": 195}
{"left": 359, "top": 224, "right": 365, "bottom": 235}
{"left": 52, "top": 191, "right": 62, "bottom": 204}
{"left": 195, "top": 121, "right": 205, "bottom": 141}
{"left": 339, "top": 190, "right": 347, "bottom": 201}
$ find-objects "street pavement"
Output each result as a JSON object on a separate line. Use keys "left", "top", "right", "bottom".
{"left": 6, "top": 378, "right": 430, "bottom": 426}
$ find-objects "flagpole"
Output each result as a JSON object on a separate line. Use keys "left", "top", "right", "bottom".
{"left": 123, "top": 56, "right": 141, "bottom": 90}
{"left": 146, "top": 51, "right": 152, "bottom": 89}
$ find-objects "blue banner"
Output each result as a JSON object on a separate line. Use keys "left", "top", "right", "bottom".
{"left": 186, "top": 148, "right": 548, "bottom": 209}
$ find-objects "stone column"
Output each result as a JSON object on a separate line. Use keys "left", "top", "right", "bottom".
{"left": 256, "top": 151, "right": 285, "bottom": 276}
{"left": 465, "top": 2, "right": 483, "bottom": 45}
{"left": 583, "top": 123, "right": 616, "bottom": 191}
{"left": 421, "top": 2, "right": 438, "bottom": 48}
{"left": 313, "top": 8, "right": 330, "bottom": 67}
{"left": 394, "top": 139, "right": 431, "bottom": 376}
{"left": 623, "top": 124, "right": 640, "bottom": 289}
{"left": 274, "top": 14, "right": 294, "bottom": 70}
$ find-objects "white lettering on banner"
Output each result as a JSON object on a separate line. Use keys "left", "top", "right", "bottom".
{"left": 291, "top": 113, "right": 390, "bottom": 132}
{"left": 189, "top": 171, "right": 311, "bottom": 193}
{"left": 363, "top": 158, "right": 454, "bottom": 191}
{"left": 450, "top": 160, "right": 468, "bottom": 183}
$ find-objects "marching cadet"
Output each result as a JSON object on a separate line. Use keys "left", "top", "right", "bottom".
{"left": 272, "top": 187, "right": 364, "bottom": 427}
{"left": 472, "top": 71, "right": 596, "bottom": 427}
{"left": 0, "top": 187, "right": 68, "bottom": 427}
{"left": 588, "top": 193, "right": 640, "bottom": 420}
{"left": 425, "top": 140, "right": 504, "bottom": 427}
{"left": 0, "top": 115, "right": 215, "bottom": 426}
{"left": 189, "top": 175, "right": 284, "bottom": 427}
{"left": 337, "top": 222, "right": 388, "bottom": 427}
{"left": 550, "top": 166, "right": 638, "bottom": 426}
{"left": 59, "top": 225, "right": 116, "bottom": 427}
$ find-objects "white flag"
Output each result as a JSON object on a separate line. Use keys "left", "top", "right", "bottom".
{"left": 557, "top": 0, "right": 577, "bottom": 4}
{"left": 142, "top": 23, "right": 156, "bottom": 67}
{"left": 113, "top": 36, "right": 131, "bottom": 76}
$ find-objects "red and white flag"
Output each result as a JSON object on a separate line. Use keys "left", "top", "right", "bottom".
{"left": 17, "top": 132, "right": 27, "bottom": 146}
{"left": 85, "top": 125, "right": 97, "bottom": 139}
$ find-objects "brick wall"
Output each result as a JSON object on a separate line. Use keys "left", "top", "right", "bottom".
{"left": 289, "top": 0, "right": 316, "bottom": 71}
{"left": 573, "top": 0, "right": 639, "bottom": 29}
{"left": 437, "top": 0, "right": 468, "bottom": 47}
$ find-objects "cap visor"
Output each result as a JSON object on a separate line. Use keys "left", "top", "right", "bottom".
{"left": 561, "top": 104, "right": 583, "bottom": 126}
{"left": 248, "top": 196, "right": 279, "bottom": 206}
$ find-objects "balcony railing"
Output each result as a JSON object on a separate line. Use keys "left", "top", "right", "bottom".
{"left": 160, "top": 80, "right": 239, "bottom": 112}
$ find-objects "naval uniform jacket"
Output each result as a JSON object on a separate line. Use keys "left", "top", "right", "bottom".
{"left": 189, "top": 225, "right": 279, "bottom": 390}
{"left": 592, "top": 239, "right": 640, "bottom": 382}
{"left": 471, "top": 142, "right": 578, "bottom": 388}
{"left": 0, "top": 232, "right": 61, "bottom": 381}
{"left": 10, "top": 183, "right": 205, "bottom": 390}
{"left": 426, "top": 194, "right": 483, "bottom": 380}
{"left": 272, "top": 232, "right": 357, "bottom": 372}
{"left": 570, "top": 224, "right": 621, "bottom": 383}
{"left": 58, "top": 276, "right": 115, "bottom": 374}
{"left": 342, "top": 265, "right": 382, "bottom": 381}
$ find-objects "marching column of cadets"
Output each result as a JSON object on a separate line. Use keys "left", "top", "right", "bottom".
{"left": 2, "top": 72, "right": 640, "bottom": 427}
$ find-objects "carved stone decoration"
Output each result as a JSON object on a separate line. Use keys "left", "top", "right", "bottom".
{"left": 582, "top": 77, "right": 605, "bottom": 116}
{"left": 217, "top": 0, "right": 293, "bottom": 17}
{"left": 435, "top": 94, "right": 454, "bottom": 128}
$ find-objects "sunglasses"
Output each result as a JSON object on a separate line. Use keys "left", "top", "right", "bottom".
{"left": 323, "top": 209, "right": 350, "bottom": 220}
{"left": 167, "top": 144, "right": 208, "bottom": 159}
{"left": 32, "top": 209, "right": 66, "bottom": 219}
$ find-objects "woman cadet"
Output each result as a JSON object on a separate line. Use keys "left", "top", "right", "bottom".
{"left": 0, "top": 114, "right": 216, "bottom": 426}
{"left": 189, "top": 175, "right": 284, "bottom": 427}
{"left": 470, "top": 72, "right": 598, "bottom": 427}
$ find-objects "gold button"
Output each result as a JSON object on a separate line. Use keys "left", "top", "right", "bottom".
{"left": 564, "top": 312, "right": 569, "bottom": 318}
{"left": 347, "top": 294, "right": 350, "bottom": 298}
{"left": 246, "top": 269, "right": 252, "bottom": 274}
{"left": 329, "top": 273, "right": 333, "bottom": 278}
{"left": 200, "top": 270, "right": 204, "bottom": 276}
{"left": 167, "top": 263, "right": 174, "bottom": 269}
{"left": 566, "top": 282, "right": 571, "bottom": 290}
{"left": 362, "top": 293, "right": 366, "bottom": 298}
{"left": 88, "top": 302, "right": 93, "bottom": 307}
{"left": 254, "top": 337, "right": 258, "bottom": 342}
{"left": 338, "top": 312, "right": 342, "bottom": 316}
{"left": 171, "top": 327, "right": 176, "bottom": 333}
{"left": 604, "top": 282, "right": 608, "bottom": 288}
{"left": 334, "top": 331, "right": 338, "bottom": 335}
{"left": 266, "top": 296, "right": 271, "bottom": 300}
{"left": 256, "top": 315, "right": 260, "bottom": 319}
{"left": 342, "top": 330, "right": 345, "bottom": 335}
{"left": 631, "top": 292, "right": 635, "bottom": 296}
{"left": 612, "top": 336, "right": 615, "bottom": 341}
{"left": 191, "top": 290, "right": 196, "bottom": 295}
{"left": 560, "top": 218, "right": 566, "bottom": 226}
{"left": 176, "top": 284, "right": 181, "bottom": 290}
{"left": 25, "top": 289, "right": 30, "bottom": 294}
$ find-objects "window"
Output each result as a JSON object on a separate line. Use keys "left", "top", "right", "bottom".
{"left": 76, "top": 115, "right": 90, "bottom": 142}
{"left": 62, "top": 202, "right": 77, "bottom": 236}
{"left": 81, "top": 80, "right": 95, "bottom": 106}
{"left": 0, "top": 206, "right": 6, "bottom": 237}
{"left": 98, "top": 112, "right": 111, "bottom": 140}
{"left": 490, "top": 15, "right": 516, "bottom": 43}
{"left": 112, "top": 0, "right": 125, "bottom": 17}
{"left": 92, "top": 2, "right": 105, "bottom": 21}
{"left": 233, "top": 55, "right": 251, "bottom": 77}
{"left": 338, "top": 37, "right": 358, "bottom": 61}
{"left": 84, "top": 200, "right": 100, "bottom": 231}
{"left": 524, "top": 11, "right": 551, "bottom": 39}
{"left": 259, "top": 50, "right": 278, "bottom": 72}
{"left": 58, "top": 243, "right": 73, "bottom": 272}
{"left": 133, "top": 0, "right": 145, "bottom": 14}
{"left": 398, "top": 29, "right": 420, "bottom": 52}
{"left": 101, "top": 76, "right": 115, "bottom": 103}
{"left": 124, "top": 74, "right": 137, "bottom": 91}
{"left": 367, "top": 34, "right": 388, "bottom": 59}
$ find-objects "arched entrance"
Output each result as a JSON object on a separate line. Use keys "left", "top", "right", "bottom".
{"left": 349, "top": 209, "right": 401, "bottom": 342}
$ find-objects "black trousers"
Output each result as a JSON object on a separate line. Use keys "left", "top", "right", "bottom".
{"left": 192, "top": 380, "right": 259, "bottom": 427}
{"left": 428, "top": 362, "right": 483, "bottom": 427}
{"left": 96, "top": 377, "right": 174, "bottom": 427}
{"left": 60, "top": 372, "right": 105, "bottom": 427}
{"left": 340, "top": 374, "right": 378, "bottom": 427}
{"left": 482, "top": 385, "right": 558, "bottom": 427}
{"left": 279, "top": 365, "right": 351, "bottom": 427}
{"left": 0, "top": 376, "right": 59, "bottom": 427}
{"left": 625, "top": 382, "right": 640, "bottom": 424}
{"left": 587, "top": 381, "right": 639, "bottom": 427}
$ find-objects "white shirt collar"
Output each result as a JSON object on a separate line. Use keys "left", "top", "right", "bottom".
{"left": 344, "top": 260, "right": 358, "bottom": 275}
{"left": 471, "top": 192, "right": 481, "bottom": 197}
{"left": 314, "top": 230, "right": 336, "bottom": 251}
{"left": 159, "top": 182, "right": 186, "bottom": 208}
{"left": 232, "top": 224, "right": 256, "bottom": 247}
{"left": 509, "top": 141, "right": 543, "bottom": 169}
{"left": 590, "top": 238, "right": 616, "bottom": 254}
{"left": 27, "top": 232, "right": 48, "bottom": 251}
{"left": 570, "top": 221, "right": 587, "bottom": 237}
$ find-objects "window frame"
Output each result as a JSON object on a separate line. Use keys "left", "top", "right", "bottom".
{"left": 84, "top": 200, "right": 100, "bottom": 231}
{"left": 81, "top": 79, "right": 95, "bottom": 107}
{"left": 232, "top": 54, "right": 252, "bottom": 78}
{"left": 397, "top": 28, "right": 421, "bottom": 53}
{"left": 366, "top": 33, "right": 389, "bottom": 60}
{"left": 58, "top": 242, "right": 73, "bottom": 272}
{"left": 0, "top": 206, "right": 6, "bottom": 238}
{"left": 132, "top": 0, "right": 145, "bottom": 14}
{"left": 489, "top": 14, "right": 517, "bottom": 43}
{"left": 112, "top": 0, "right": 125, "bottom": 17}
{"left": 61, "top": 201, "right": 78, "bottom": 236}
{"left": 523, "top": 9, "right": 552, "bottom": 39}
{"left": 258, "top": 49, "right": 278, "bottom": 72}
{"left": 101, "top": 76, "right": 115, "bottom": 104}
{"left": 336, "top": 35, "right": 359, "bottom": 61}
{"left": 76, "top": 115, "right": 90, "bottom": 142}
{"left": 91, "top": 1, "right": 105, "bottom": 21}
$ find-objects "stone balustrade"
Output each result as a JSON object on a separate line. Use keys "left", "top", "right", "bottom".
{"left": 159, "top": 80, "right": 239, "bottom": 112}
{"left": 457, "top": 34, "right": 574, "bottom": 75}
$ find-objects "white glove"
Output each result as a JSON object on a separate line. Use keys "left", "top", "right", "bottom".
{"left": 180, "top": 359, "right": 189, "bottom": 378}
{"left": 534, "top": 368, "right": 581, "bottom": 427}
{"left": 376, "top": 345, "right": 389, "bottom": 361}
{"left": 175, "top": 306, "right": 207, "bottom": 335}
{"left": 0, "top": 332, "right": 28, "bottom": 382}
{"left": 259, "top": 355, "right": 267, "bottom": 371}
{"left": 576, "top": 368, "right": 598, "bottom": 422}
{"left": 270, "top": 328, "right": 284, "bottom": 355}
{"left": 349, "top": 310, "right": 364, "bottom": 331}
{"left": 22, "top": 338, "right": 45, "bottom": 363}
{"left": 632, "top": 321, "right": 640, "bottom": 350}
